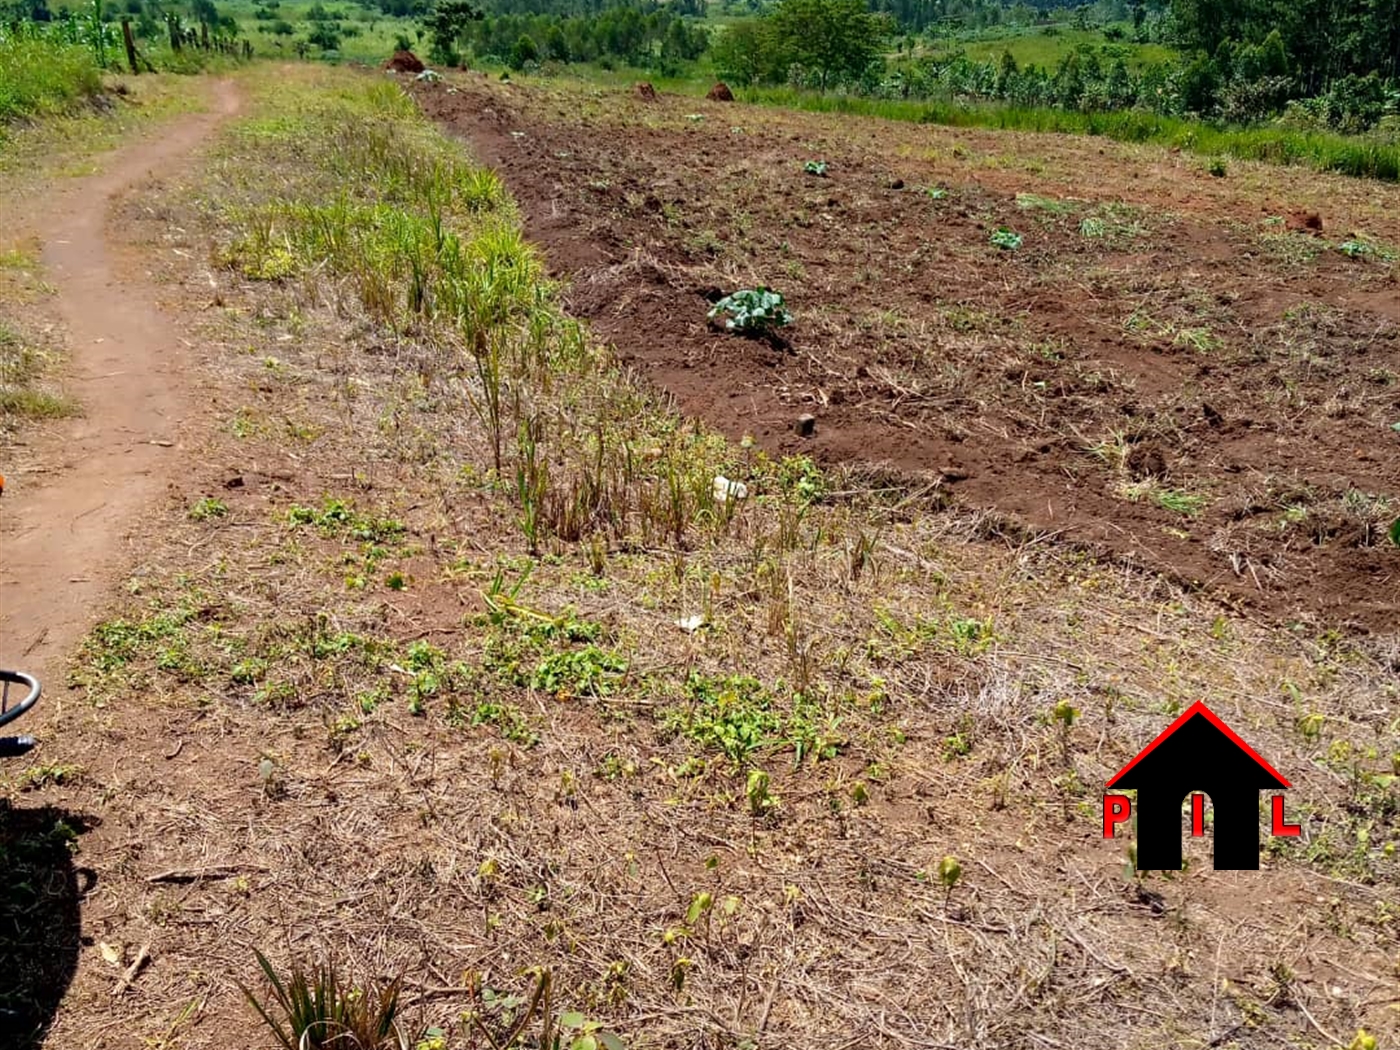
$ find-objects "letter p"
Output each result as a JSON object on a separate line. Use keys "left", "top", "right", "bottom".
{"left": 1103, "top": 793, "right": 1132, "bottom": 838}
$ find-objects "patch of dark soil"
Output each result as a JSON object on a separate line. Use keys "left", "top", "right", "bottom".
{"left": 1285, "top": 209, "right": 1324, "bottom": 234}
{"left": 634, "top": 81, "right": 658, "bottom": 101}
{"left": 384, "top": 49, "right": 425, "bottom": 73}
{"left": 413, "top": 76, "right": 1400, "bottom": 631}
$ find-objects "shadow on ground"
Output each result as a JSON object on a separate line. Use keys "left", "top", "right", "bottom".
{"left": 0, "top": 804, "right": 96, "bottom": 1048}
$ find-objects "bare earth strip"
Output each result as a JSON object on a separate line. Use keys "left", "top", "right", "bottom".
{"left": 0, "top": 79, "right": 242, "bottom": 678}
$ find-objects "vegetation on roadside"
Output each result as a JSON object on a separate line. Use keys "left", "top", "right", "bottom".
{"left": 0, "top": 29, "right": 101, "bottom": 120}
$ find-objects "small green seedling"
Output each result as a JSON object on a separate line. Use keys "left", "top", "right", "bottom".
{"left": 189, "top": 497, "right": 229, "bottom": 521}
{"left": 557, "top": 1011, "right": 626, "bottom": 1050}
{"left": 925, "top": 187, "right": 948, "bottom": 199}
{"left": 936, "top": 854, "right": 962, "bottom": 904}
{"left": 746, "top": 768, "right": 776, "bottom": 815}
{"left": 1338, "top": 239, "right": 1371, "bottom": 258}
{"left": 1389, "top": 517, "right": 1400, "bottom": 546}
{"left": 708, "top": 288, "right": 792, "bottom": 336}
{"left": 990, "top": 228, "right": 1023, "bottom": 251}
{"left": 803, "top": 160, "right": 828, "bottom": 177}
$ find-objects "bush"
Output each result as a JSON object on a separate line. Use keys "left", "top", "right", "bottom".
{"left": 0, "top": 34, "right": 102, "bottom": 122}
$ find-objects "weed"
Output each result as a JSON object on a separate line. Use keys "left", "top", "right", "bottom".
{"left": 531, "top": 646, "right": 627, "bottom": 698}
{"left": 802, "top": 159, "right": 828, "bottom": 176}
{"left": 1153, "top": 489, "right": 1206, "bottom": 516}
{"left": 240, "top": 950, "right": 405, "bottom": 1050}
{"left": 472, "top": 701, "right": 540, "bottom": 747}
{"left": 189, "top": 497, "right": 229, "bottom": 522}
{"left": 665, "top": 673, "right": 782, "bottom": 766}
{"left": 16, "top": 763, "right": 83, "bottom": 791}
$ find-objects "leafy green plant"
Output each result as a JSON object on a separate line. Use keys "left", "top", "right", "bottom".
{"left": 746, "top": 768, "right": 777, "bottom": 815}
{"left": 239, "top": 950, "right": 405, "bottom": 1050}
{"left": 707, "top": 288, "right": 792, "bottom": 336}
{"left": 665, "top": 673, "right": 783, "bottom": 765}
{"left": 531, "top": 646, "right": 627, "bottom": 698}
{"left": 989, "top": 227, "right": 1023, "bottom": 251}
{"left": 1207, "top": 156, "right": 1228, "bottom": 177}
{"left": 936, "top": 854, "right": 962, "bottom": 905}
{"left": 925, "top": 186, "right": 949, "bottom": 199}
{"left": 471, "top": 701, "right": 540, "bottom": 747}
{"left": 189, "top": 497, "right": 229, "bottom": 521}
{"left": 802, "top": 159, "right": 828, "bottom": 176}
{"left": 1390, "top": 517, "right": 1400, "bottom": 546}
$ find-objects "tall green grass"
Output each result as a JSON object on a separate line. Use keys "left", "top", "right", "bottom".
{"left": 747, "top": 87, "right": 1400, "bottom": 182}
{"left": 223, "top": 71, "right": 738, "bottom": 551}
{"left": 0, "top": 35, "right": 102, "bottom": 122}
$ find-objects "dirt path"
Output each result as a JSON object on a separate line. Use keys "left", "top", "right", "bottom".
{"left": 0, "top": 79, "right": 241, "bottom": 681}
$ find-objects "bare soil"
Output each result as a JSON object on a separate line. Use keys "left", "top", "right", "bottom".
{"left": 412, "top": 76, "right": 1400, "bottom": 631}
{"left": 0, "top": 80, "right": 242, "bottom": 679}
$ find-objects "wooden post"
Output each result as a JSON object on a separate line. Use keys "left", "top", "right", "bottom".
{"left": 121, "top": 17, "right": 139, "bottom": 74}
{"left": 200, "top": 21, "right": 209, "bottom": 49}
{"left": 167, "top": 13, "right": 181, "bottom": 52}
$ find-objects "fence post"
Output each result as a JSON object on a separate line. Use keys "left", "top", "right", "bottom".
{"left": 121, "top": 17, "right": 139, "bottom": 74}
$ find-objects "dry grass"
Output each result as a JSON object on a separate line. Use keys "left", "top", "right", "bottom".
{"left": 4, "top": 64, "right": 1397, "bottom": 1050}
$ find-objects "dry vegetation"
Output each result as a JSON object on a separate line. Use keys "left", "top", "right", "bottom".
{"left": 2, "top": 64, "right": 1398, "bottom": 1050}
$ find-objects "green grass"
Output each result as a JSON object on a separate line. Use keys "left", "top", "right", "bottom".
{"left": 941, "top": 26, "right": 1177, "bottom": 71}
{"left": 219, "top": 0, "right": 420, "bottom": 63}
{"left": 0, "top": 35, "right": 102, "bottom": 122}
{"left": 743, "top": 87, "right": 1400, "bottom": 182}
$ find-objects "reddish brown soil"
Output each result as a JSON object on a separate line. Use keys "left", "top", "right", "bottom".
{"left": 706, "top": 81, "right": 735, "bottom": 102}
{"left": 633, "top": 81, "right": 658, "bottom": 101}
{"left": 383, "top": 49, "right": 425, "bottom": 73}
{"left": 413, "top": 77, "right": 1400, "bottom": 631}
{"left": 0, "top": 81, "right": 243, "bottom": 678}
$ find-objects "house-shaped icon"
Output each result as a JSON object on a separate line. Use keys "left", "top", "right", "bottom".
{"left": 1107, "top": 701, "right": 1290, "bottom": 870}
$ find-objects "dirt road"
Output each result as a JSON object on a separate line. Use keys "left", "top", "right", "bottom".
{"left": 0, "top": 79, "right": 241, "bottom": 682}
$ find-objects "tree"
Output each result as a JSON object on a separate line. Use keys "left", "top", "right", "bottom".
{"left": 767, "top": 0, "right": 888, "bottom": 90}
{"left": 543, "top": 22, "right": 568, "bottom": 60}
{"left": 711, "top": 18, "right": 779, "bottom": 84}
{"left": 424, "top": 0, "right": 480, "bottom": 65}
{"left": 510, "top": 31, "right": 537, "bottom": 68}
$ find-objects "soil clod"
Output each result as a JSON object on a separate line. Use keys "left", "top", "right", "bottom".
{"left": 384, "top": 49, "right": 425, "bottom": 74}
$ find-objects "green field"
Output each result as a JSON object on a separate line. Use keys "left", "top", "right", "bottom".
{"left": 222, "top": 0, "right": 419, "bottom": 63}
{"left": 940, "top": 25, "right": 1178, "bottom": 70}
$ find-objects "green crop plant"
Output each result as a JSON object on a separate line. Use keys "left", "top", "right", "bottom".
{"left": 990, "top": 228, "right": 1023, "bottom": 250}
{"left": 803, "top": 160, "right": 828, "bottom": 176}
{"left": 707, "top": 288, "right": 792, "bottom": 336}
{"left": 746, "top": 768, "right": 777, "bottom": 815}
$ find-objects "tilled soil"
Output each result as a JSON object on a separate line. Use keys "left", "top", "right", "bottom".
{"left": 413, "top": 75, "right": 1400, "bottom": 631}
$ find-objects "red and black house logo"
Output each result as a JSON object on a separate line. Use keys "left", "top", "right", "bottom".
{"left": 1102, "top": 701, "right": 1301, "bottom": 870}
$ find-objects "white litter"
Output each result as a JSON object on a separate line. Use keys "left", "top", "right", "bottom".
{"left": 712, "top": 475, "right": 748, "bottom": 503}
{"left": 675, "top": 614, "right": 706, "bottom": 632}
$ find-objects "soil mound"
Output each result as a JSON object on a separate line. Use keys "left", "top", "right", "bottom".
{"left": 384, "top": 50, "right": 425, "bottom": 74}
{"left": 634, "top": 82, "right": 658, "bottom": 101}
{"left": 707, "top": 82, "right": 735, "bottom": 102}
{"left": 1286, "top": 210, "right": 1324, "bottom": 235}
